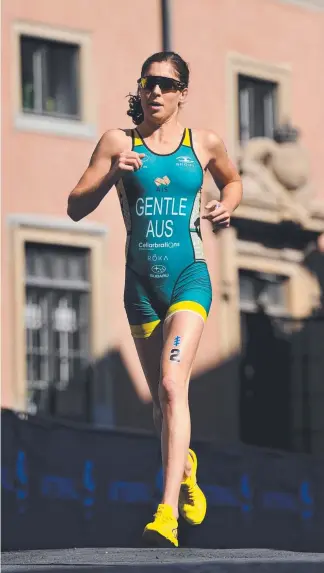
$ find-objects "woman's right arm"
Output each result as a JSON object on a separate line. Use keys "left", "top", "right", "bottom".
{"left": 67, "top": 129, "right": 144, "bottom": 221}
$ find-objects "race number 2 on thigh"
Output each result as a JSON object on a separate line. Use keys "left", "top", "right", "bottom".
{"left": 169, "top": 335, "right": 182, "bottom": 363}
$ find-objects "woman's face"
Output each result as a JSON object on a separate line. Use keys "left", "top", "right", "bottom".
{"left": 139, "top": 61, "right": 188, "bottom": 124}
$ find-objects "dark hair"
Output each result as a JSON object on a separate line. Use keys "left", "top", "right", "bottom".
{"left": 127, "top": 51, "right": 190, "bottom": 125}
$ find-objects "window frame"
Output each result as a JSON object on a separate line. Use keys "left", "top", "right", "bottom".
{"left": 238, "top": 74, "right": 278, "bottom": 143}
{"left": 12, "top": 22, "right": 96, "bottom": 139}
{"left": 25, "top": 244, "right": 91, "bottom": 412}
{"left": 226, "top": 52, "right": 292, "bottom": 160}
{"left": 20, "top": 35, "right": 81, "bottom": 120}
{"left": 10, "top": 219, "right": 108, "bottom": 411}
{"left": 215, "top": 228, "right": 321, "bottom": 362}
{"left": 238, "top": 268, "right": 289, "bottom": 317}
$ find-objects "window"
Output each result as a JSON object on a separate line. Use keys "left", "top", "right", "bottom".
{"left": 21, "top": 36, "right": 80, "bottom": 119}
{"left": 25, "top": 243, "right": 90, "bottom": 415}
{"left": 239, "top": 269, "right": 288, "bottom": 316}
{"left": 238, "top": 75, "right": 277, "bottom": 143}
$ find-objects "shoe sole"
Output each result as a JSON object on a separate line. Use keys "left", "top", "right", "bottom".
{"left": 142, "top": 529, "right": 178, "bottom": 548}
{"left": 180, "top": 450, "right": 205, "bottom": 526}
{"left": 179, "top": 490, "right": 207, "bottom": 526}
{"left": 179, "top": 511, "right": 206, "bottom": 526}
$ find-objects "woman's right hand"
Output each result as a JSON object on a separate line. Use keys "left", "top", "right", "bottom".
{"left": 67, "top": 129, "right": 143, "bottom": 221}
{"left": 112, "top": 151, "right": 146, "bottom": 176}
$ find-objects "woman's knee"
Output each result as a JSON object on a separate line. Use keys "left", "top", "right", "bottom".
{"left": 158, "top": 375, "right": 188, "bottom": 407}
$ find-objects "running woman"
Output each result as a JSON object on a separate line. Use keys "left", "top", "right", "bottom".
{"left": 67, "top": 51, "right": 243, "bottom": 548}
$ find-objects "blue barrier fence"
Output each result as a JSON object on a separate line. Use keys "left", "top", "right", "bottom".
{"left": 2, "top": 409, "right": 324, "bottom": 551}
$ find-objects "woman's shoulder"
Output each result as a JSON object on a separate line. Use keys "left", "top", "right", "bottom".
{"left": 191, "top": 128, "right": 224, "bottom": 150}
{"left": 97, "top": 128, "right": 133, "bottom": 152}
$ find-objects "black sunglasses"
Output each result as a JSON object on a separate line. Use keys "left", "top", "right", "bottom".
{"left": 137, "top": 75, "right": 186, "bottom": 92}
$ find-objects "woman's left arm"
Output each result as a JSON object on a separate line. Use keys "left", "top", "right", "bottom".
{"left": 202, "top": 131, "right": 243, "bottom": 229}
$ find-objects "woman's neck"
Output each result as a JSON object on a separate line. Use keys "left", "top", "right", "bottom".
{"left": 138, "top": 117, "right": 184, "bottom": 143}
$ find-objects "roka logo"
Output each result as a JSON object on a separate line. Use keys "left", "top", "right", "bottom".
{"left": 151, "top": 265, "right": 166, "bottom": 274}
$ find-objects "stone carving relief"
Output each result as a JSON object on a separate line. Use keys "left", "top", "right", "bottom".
{"left": 239, "top": 123, "right": 324, "bottom": 228}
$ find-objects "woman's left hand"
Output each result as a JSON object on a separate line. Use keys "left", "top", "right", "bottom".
{"left": 202, "top": 200, "right": 231, "bottom": 229}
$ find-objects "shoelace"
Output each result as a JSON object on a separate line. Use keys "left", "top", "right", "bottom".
{"left": 154, "top": 508, "right": 173, "bottom": 524}
{"left": 182, "top": 482, "right": 197, "bottom": 504}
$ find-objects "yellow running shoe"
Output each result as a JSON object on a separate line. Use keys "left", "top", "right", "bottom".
{"left": 179, "top": 448, "right": 207, "bottom": 525}
{"left": 142, "top": 503, "right": 179, "bottom": 547}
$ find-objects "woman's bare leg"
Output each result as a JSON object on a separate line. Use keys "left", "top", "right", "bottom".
{"left": 134, "top": 322, "right": 193, "bottom": 479}
{"left": 159, "top": 312, "right": 205, "bottom": 517}
{"left": 134, "top": 324, "right": 163, "bottom": 434}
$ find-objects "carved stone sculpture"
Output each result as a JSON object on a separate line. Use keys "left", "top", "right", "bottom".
{"left": 239, "top": 122, "right": 324, "bottom": 228}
